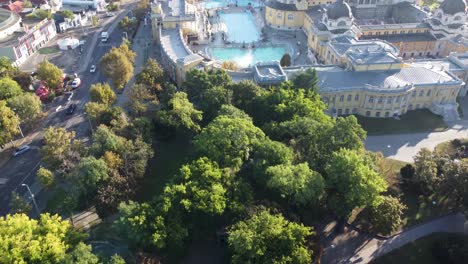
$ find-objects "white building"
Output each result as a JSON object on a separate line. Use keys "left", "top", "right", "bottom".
{"left": 61, "top": 0, "right": 106, "bottom": 10}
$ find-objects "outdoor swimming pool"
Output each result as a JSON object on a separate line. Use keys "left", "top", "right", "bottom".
{"left": 203, "top": 0, "right": 262, "bottom": 9}
{"left": 210, "top": 47, "right": 287, "bottom": 68}
{"left": 220, "top": 12, "right": 260, "bottom": 43}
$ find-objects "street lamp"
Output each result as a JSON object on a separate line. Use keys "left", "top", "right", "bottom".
{"left": 123, "top": 31, "right": 128, "bottom": 39}
{"left": 21, "top": 183, "right": 40, "bottom": 216}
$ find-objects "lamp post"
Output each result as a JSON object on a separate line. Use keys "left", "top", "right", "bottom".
{"left": 21, "top": 183, "right": 40, "bottom": 216}
{"left": 123, "top": 31, "right": 128, "bottom": 39}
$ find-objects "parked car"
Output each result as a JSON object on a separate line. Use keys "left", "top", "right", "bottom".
{"left": 13, "top": 145, "right": 31, "bottom": 156}
{"left": 71, "top": 78, "right": 81, "bottom": 89}
{"left": 66, "top": 104, "right": 77, "bottom": 115}
{"left": 90, "top": 65, "right": 96, "bottom": 73}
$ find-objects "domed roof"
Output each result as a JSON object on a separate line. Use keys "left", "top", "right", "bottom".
{"left": 327, "top": 0, "right": 353, "bottom": 20}
{"left": 440, "top": 0, "right": 466, "bottom": 15}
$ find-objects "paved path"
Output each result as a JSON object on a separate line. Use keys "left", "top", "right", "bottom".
{"left": 365, "top": 96, "right": 468, "bottom": 162}
{"left": 321, "top": 213, "right": 468, "bottom": 264}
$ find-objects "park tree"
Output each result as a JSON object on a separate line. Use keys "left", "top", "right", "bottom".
{"left": 0, "top": 77, "right": 22, "bottom": 100}
{"left": 7, "top": 93, "right": 42, "bottom": 126}
{"left": 40, "top": 127, "right": 80, "bottom": 170}
{"left": 227, "top": 80, "right": 264, "bottom": 114}
{"left": 100, "top": 46, "right": 134, "bottom": 90}
{"left": 413, "top": 148, "right": 440, "bottom": 193}
{"left": 325, "top": 148, "right": 387, "bottom": 221}
{"left": 90, "top": 83, "right": 116, "bottom": 105}
{"left": 280, "top": 53, "right": 291, "bottom": 67}
{"left": 250, "top": 138, "right": 294, "bottom": 182}
{"left": 183, "top": 69, "right": 231, "bottom": 102}
{"left": 70, "top": 156, "right": 109, "bottom": 200}
{"left": 84, "top": 102, "right": 123, "bottom": 127}
{"left": 227, "top": 210, "right": 314, "bottom": 264}
{"left": 293, "top": 68, "right": 319, "bottom": 93}
{"left": 36, "top": 60, "right": 63, "bottom": 90}
{"left": 201, "top": 85, "right": 232, "bottom": 120}
{"left": 136, "top": 58, "right": 164, "bottom": 92}
{"left": 12, "top": 71, "right": 33, "bottom": 90}
{"left": 194, "top": 115, "right": 265, "bottom": 168}
{"left": 10, "top": 191, "right": 32, "bottom": 214}
{"left": 63, "top": 242, "right": 99, "bottom": 264}
{"left": 0, "top": 56, "right": 15, "bottom": 77}
{"left": 108, "top": 254, "right": 126, "bottom": 264}
{"left": 438, "top": 160, "right": 468, "bottom": 213}
{"left": 0, "top": 213, "right": 84, "bottom": 263}
{"left": 96, "top": 171, "right": 136, "bottom": 217}
{"left": 117, "top": 42, "right": 136, "bottom": 63}
{"left": 266, "top": 162, "right": 326, "bottom": 206}
{"left": 0, "top": 100, "right": 20, "bottom": 147}
{"left": 217, "top": 104, "right": 252, "bottom": 120}
{"left": 369, "top": 196, "right": 406, "bottom": 236}
{"left": 128, "top": 83, "right": 157, "bottom": 116}
{"left": 37, "top": 166, "right": 54, "bottom": 187}
{"left": 157, "top": 92, "right": 203, "bottom": 133}
{"left": 60, "top": 10, "right": 75, "bottom": 19}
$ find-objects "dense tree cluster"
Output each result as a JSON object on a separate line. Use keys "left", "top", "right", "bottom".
{"left": 100, "top": 43, "right": 136, "bottom": 90}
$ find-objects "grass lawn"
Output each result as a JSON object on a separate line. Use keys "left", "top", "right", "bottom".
{"left": 355, "top": 109, "right": 447, "bottom": 135}
{"left": 371, "top": 233, "right": 465, "bottom": 264}
{"left": 38, "top": 46, "right": 60, "bottom": 54}
{"left": 137, "top": 134, "right": 194, "bottom": 201}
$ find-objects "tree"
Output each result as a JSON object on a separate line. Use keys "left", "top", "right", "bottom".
{"left": 227, "top": 210, "right": 314, "bottom": 264}
{"left": 12, "top": 71, "right": 33, "bottom": 91}
{"left": 100, "top": 46, "right": 134, "bottom": 90}
{"left": 34, "top": 9, "right": 52, "bottom": 19}
{"left": 84, "top": 103, "right": 123, "bottom": 127}
{"left": 108, "top": 254, "right": 126, "bottom": 264}
{"left": 0, "top": 77, "right": 22, "bottom": 100}
{"left": 194, "top": 115, "right": 265, "bottom": 168}
{"left": 8, "top": 93, "right": 42, "bottom": 126}
{"left": 250, "top": 138, "right": 294, "bottom": 182}
{"left": 0, "top": 57, "right": 15, "bottom": 77}
{"left": 293, "top": 68, "right": 319, "bottom": 92}
{"left": 0, "top": 213, "right": 81, "bottom": 263}
{"left": 37, "top": 166, "right": 54, "bottom": 187}
{"left": 96, "top": 171, "right": 136, "bottom": 217}
{"left": 22, "top": 0, "right": 33, "bottom": 8}
{"left": 36, "top": 60, "right": 63, "bottom": 91}
{"left": 183, "top": 69, "right": 231, "bottom": 102}
{"left": 227, "top": 80, "right": 263, "bottom": 114}
{"left": 60, "top": 10, "right": 75, "bottom": 19}
{"left": 136, "top": 59, "right": 164, "bottom": 92}
{"left": 119, "top": 16, "right": 135, "bottom": 31}
{"left": 400, "top": 164, "right": 415, "bottom": 181}
{"left": 63, "top": 242, "right": 99, "bottom": 264}
{"left": 114, "top": 201, "right": 156, "bottom": 248}
{"left": 280, "top": 53, "right": 291, "bottom": 67}
{"left": 71, "top": 156, "right": 109, "bottom": 198}
{"left": 413, "top": 148, "right": 439, "bottom": 193}
{"left": 369, "top": 196, "right": 406, "bottom": 236}
{"left": 90, "top": 83, "right": 116, "bottom": 105}
{"left": 40, "top": 127, "right": 76, "bottom": 170}
{"left": 201, "top": 85, "right": 232, "bottom": 120}
{"left": 157, "top": 92, "right": 202, "bottom": 133}
{"left": 128, "top": 83, "right": 157, "bottom": 115}
{"left": 438, "top": 160, "right": 468, "bottom": 213}
{"left": 10, "top": 191, "right": 32, "bottom": 214}
{"left": 266, "top": 163, "right": 326, "bottom": 206}
{"left": 325, "top": 148, "right": 387, "bottom": 220}
{"left": 0, "top": 100, "right": 20, "bottom": 146}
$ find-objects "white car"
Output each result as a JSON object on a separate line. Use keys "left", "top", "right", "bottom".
{"left": 71, "top": 78, "right": 81, "bottom": 89}
{"left": 90, "top": 65, "right": 96, "bottom": 73}
{"left": 13, "top": 145, "right": 30, "bottom": 157}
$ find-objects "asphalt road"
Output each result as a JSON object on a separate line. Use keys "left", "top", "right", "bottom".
{"left": 0, "top": 9, "right": 130, "bottom": 216}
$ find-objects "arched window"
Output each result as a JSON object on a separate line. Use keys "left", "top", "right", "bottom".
{"left": 427, "top": 90, "right": 431, "bottom": 96}
{"left": 385, "top": 111, "right": 390, "bottom": 117}
{"left": 366, "top": 111, "right": 371, "bottom": 116}
{"left": 355, "top": 94, "right": 359, "bottom": 101}
{"left": 337, "top": 109, "right": 342, "bottom": 115}
{"left": 347, "top": 94, "right": 352, "bottom": 101}
{"left": 412, "top": 91, "right": 417, "bottom": 97}
{"left": 376, "top": 111, "right": 381, "bottom": 117}
{"left": 337, "top": 21, "right": 346, "bottom": 27}
{"left": 339, "top": 95, "right": 344, "bottom": 102}
{"left": 288, "top": 14, "right": 294, "bottom": 20}
{"left": 419, "top": 90, "right": 424, "bottom": 97}
{"left": 378, "top": 96, "right": 383, "bottom": 103}
{"left": 454, "top": 16, "right": 461, "bottom": 21}
{"left": 345, "top": 109, "right": 350, "bottom": 115}
{"left": 369, "top": 96, "right": 374, "bottom": 103}
{"left": 387, "top": 97, "right": 392, "bottom": 104}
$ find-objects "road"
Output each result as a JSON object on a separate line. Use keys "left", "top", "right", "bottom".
{"left": 0, "top": 4, "right": 135, "bottom": 216}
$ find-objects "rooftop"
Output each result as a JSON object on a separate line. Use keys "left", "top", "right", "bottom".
{"left": 254, "top": 62, "right": 287, "bottom": 85}
{"left": 0, "top": 8, "right": 20, "bottom": 35}
{"left": 265, "top": 0, "right": 298, "bottom": 11}
{"left": 329, "top": 36, "right": 400, "bottom": 64}
{"left": 360, "top": 33, "right": 437, "bottom": 42}
{"left": 160, "top": 29, "right": 202, "bottom": 65}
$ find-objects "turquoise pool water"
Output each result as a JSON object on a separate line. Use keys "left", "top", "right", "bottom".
{"left": 220, "top": 12, "right": 260, "bottom": 43}
{"left": 203, "top": 0, "right": 262, "bottom": 9}
{"left": 210, "top": 47, "right": 286, "bottom": 68}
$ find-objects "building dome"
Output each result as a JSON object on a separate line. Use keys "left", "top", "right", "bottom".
{"left": 327, "top": 0, "right": 352, "bottom": 20}
{"left": 440, "top": 0, "right": 466, "bottom": 15}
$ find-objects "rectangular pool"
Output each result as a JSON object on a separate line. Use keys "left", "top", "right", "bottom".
{"left": 210, "top": 47, "right": 287, "bottom": 68}
{"left": 220, "top": 12, "right": 260, "bottom": 43}
{"left": 203, "top": 0, "right": 262, "bottom": 9}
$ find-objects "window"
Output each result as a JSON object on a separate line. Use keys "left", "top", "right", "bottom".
{"left": 345, "top": 109, "right": 350, "bottom": 115}
{"left": 400, "top": 30, "right": 405, "bottom": 34}
{"left": 339, "top": 95, "right": 344, "bottom": 102}
{"left": 411, "top": 52, "right": 414, "bottom": 57}
{"left": 376, "top": 32, "right": 381, "bottom": 36}
{"left": 368, "top": 32, "right": 373, "bottom": 36}
{"left": 378, "top": 96, "right": 383, "bottom": 103}
{"left": 352, "top": 108, "right": 357, "bottom": 114}
{"left": 412, "top": 91, "right": 417, "bottom": 97}
{"left": 369, "top": 96, "right": 374, "bottom": 103}
{"left": 387, "top": 97, "right": 392, "bottom": 104}
{"left": 408, "top": 104, "right": 413, "bottom": 110}
{"left": 403, "top": 53, "right": 406, "bottom": 58}
{"left": 347, "top": 95, "right": 352, "bottom": 101}
{"left": 419, "top": 90, "right": 424, "bottom": 97}
{"left": 337, "top": 109, "right": 342, "bottom": 115}
{"left": 375, "top": 111, "right": 381, "bottom": 117}
{"left": 427, "top": 90, "right": 431, "bottom": 96}
{"left": 392, "top": 31, "right": 397, "bottom": 34}
{"left": 384, "top": 31, "right": 389, "bottom": 35}
{"left": 366, "top": 111, "right": 371, "bottom": 116}
{"left": 419, "top": 52, "right": 422, "bottom": 57}
{"left": 288, "top": 14, "right": 294, "bottom": 20}
{"left": 355, "top": 94, "right": 359, "bottom": 101}
{"left": 385, "top": 111, "right": 390, "bottom": 117}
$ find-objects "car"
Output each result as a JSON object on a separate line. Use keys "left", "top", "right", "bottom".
{"left": 105, "top": 12, "right": 114, "bottom": 17}
{"left": 13, "top": 145, "right": 31, "bottom": 156}
{"left": 90, "top": 65, "right": 96, "bottom": 73}
{"left": 66, "top": 103, "right": 77, "bottom": 115}
{"left": 71, "top": 78, "right": 81, "bottom": 89}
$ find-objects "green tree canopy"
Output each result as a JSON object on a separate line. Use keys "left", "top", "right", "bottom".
{"left": 413, "top": 148, "right": 440, "bottom": 193}
{"left": 157, "top": 92, "right": 202, "bottom": 133}
{"left": 40, "top": 127, "right": 77, "bottom": 170}
{"left": 293, "top": 68, "right": 319, "bottom": 92}
{"left": 37, "top": 166, "right": 54, "bottom": 187}
{"left": 36, "top": 60, "right": 63, "bottom": 90}
{"left": 70, "top": 156, "right": 109, "bottom": 198}
{"left": 250, "top": 138, "right": 294, "bottom": 182}
{"left": 0, "top": 77, "right": 22, "bottom": 100}
{"left": 227, "top": 210, "right": 314, "bottom": 264}
{"left": 266, "top": 162, "right": 326, "bottom": 206}
{"left": 60, "top": 10, "right": 75, "bottom": 19}
{"left": 0, "top": 100, "right": 20, "bottom": 146}
{"left": 135, "top": 58, "right": 164, "bottom": 92}
{"left": 63, "top": 242, "right": 99, "bottom": 264}
{"left": 90, "top": 83, "right": 116, "bottom": 105}
{"left": 227, "top": 80, "right": 264, "bottom": 114}
{"left": 369, "top": 196, "right": 406, "bottom": 235}
{"left": 194, "top": 115, "right": 265, "bottom": 168}
{"left": 183, "top": 69, "right": 231, "bottom": 101}
{"left": 100, "top": 45, "right": 134, "bottom": 89}
{"left": 7, "top": 93, "right": 42, "bottom": 126}
{"left": 325, "top": 148, "right": 387, "bottom": 219}
{"left": 10, "top": 191, "right": 32, "bottom": 214}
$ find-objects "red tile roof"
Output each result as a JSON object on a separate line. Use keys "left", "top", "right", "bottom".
{"left": 4, "top": 1, "right": 23, "bottom": 13}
